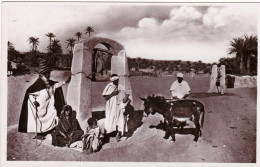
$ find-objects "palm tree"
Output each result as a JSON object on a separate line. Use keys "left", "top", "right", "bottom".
{"left": 28, "top": 37, "right": 39, "bottom": 51}
{"left": 244, "top": 35, "right": 258, "bottom": 73}
{"left": 136, "top": 58, "right": 142, "bottom": 70}
{"left": 28, "top": 37, "right": 40, "bottom": 66}
{"left": 51, "top": 39, "right": 62, "bottom": 54}
{"left": 66, "top": 38, "right": 76, "bottom": 68}
{"left": 75, "top": 32, "right": 82, "bottom": 41}
{"left": 48, "top": 39, "right": 62, "bottom": 69}
{"left": 66, "top": 38, "right": 76, "bottom": 54}
{"left": 45, "top": 32, "right": 56, "bottom": 51}
{"left": 8, "top": 41, "right": 16, "bottom": 61}
{"left": 228, "top": 37, "right": 247, "bottom": 74}
{"left": 85, "top": 26, "right": 94, "bottom": 38}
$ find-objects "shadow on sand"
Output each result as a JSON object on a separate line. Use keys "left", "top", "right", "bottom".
{"left": 190, "top": 92, "right": 235, "bottom": 98}
{"left": 124, "top": 105, "right": 144, "bottom": 139}
{"left": 149, "top": 121, "right": 201, "bottom": 141}
{"left": 92, "top": 104, "right": 144, "bottom": 143}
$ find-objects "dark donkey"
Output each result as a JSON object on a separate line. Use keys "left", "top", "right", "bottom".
{"left": 140, "top": 95, "right": 205, "bottom": 142}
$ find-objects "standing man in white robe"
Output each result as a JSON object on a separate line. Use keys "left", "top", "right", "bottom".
{"left": 170, "top": 73, "right": 191, "bottom": 100}
{"left": 102, "top": 74, "right": 120, "bottom": 134}
{"left": 102, "top": 74, "right": 129, "bottom": 141}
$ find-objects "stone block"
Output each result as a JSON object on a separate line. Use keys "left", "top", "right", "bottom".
{"left": 220, "top": 65, "right": 226, "bottom": 89}
{"left": 118, "top": 76, "right": 133, "bottom": 103}
{"left": 71, "top": 43, "right": 84, "bottom": 74}
{"left": 66, "top": 42, "right": 93, "bottom": 129}
{"left": 234, "top": 75, "right": 257, "bottom": 88}
{"left": 78, "top": 77, "right": 92, "bottom": 128}
{"left": 111, "top": 50, "right": 129, "bottom": 76}
{"left": 208, "top": 65, "right": 217, "bottom": 93}
{"left": 66, "top": 74, "right": 92, "bottom": 129}
{"left": 82, "top": 44, "right": 93, "bottom": 77}
{"left": 66, "top": 74, "right": 82, "bottom": 115}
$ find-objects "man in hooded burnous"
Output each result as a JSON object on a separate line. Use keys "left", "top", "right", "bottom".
{"left": 170, "top": 73, "right": 191, "bottom": 100}
{"left": 18, "top": 60, "right": 70, "bottom": 140}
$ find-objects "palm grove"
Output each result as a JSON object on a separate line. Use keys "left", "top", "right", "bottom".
{"left": 8, "top": 26, "right": 94, "bottom": 74}
{"left": 8, "top": 30, "right": 257, "bottom": 76}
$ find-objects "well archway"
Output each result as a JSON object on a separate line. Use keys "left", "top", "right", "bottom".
{"left": 66, "top": 37, "right": 131, "bottom": 128}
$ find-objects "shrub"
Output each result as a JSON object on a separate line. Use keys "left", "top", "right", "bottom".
{"left": 226, "top": 74, "right": 235, "bottom": 88}
{"left": 14, "top": 64, "right": 30, "bottom": 76}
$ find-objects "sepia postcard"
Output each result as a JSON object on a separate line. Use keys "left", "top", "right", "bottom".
{"left": 1, "top": 1, "right": 259, "bottom": 167}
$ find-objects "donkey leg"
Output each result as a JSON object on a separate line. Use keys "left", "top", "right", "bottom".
{"left": 171, "top": 128, "right": 176, "bottom": 142}
{"left": 193, "top": 123, "right": 200, "bottom": 142}
{"left": 163, "top": 119, "right": 167, "bottom": 131}
{"left": 163, "top": 125, "right": 170, "bottom": 139}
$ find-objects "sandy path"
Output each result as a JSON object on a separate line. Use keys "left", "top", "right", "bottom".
{"left": 7, "top": 88, "right": 256, "bottom": 162}
{"left": 6, "top": 73, "right": 256, "bottom": 162}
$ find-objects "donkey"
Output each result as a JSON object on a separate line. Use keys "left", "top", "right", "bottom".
{"left": 140, "top": 95, "right": 205, "bottom": 142}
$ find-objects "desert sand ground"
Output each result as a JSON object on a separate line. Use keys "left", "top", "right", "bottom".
{"left": 6, "top": 71, "right": 256, "bottom": 163}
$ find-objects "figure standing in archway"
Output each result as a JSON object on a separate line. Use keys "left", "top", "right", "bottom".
{"left": 216, "top": 66, "right": 222, "bottom": 94}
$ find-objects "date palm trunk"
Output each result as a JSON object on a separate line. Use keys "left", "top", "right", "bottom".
{"left": 70, "top": 46, "right": 73, "bottom": 68}
{"left": 246, "top": 55, "right": 251, "bottom": 74}
{"left": 239, "top": 55, "right": 246, "bottom": 74}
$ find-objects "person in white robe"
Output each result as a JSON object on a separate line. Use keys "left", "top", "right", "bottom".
{"left": 26, "top": 73, "right": 70, "bottom": 139}
{"left": 102, "top": 74, "right": 130, "bottom": 141}
{"left": 102, "top": 74, "right": 120, "bottom": 134}
{"left": 28, "top": 80, "right": 66, "bottom": 133}
{"left": 170, "top": 73, "right": 191, "bottom": 100}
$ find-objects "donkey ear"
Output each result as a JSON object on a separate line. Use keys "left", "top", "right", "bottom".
{"left": 139, "top": 97, "right": 146, "bottom": 102}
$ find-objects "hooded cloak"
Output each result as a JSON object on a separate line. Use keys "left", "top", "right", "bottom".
{"left": 18, "top": 77, "right": 65, "bottom": 133}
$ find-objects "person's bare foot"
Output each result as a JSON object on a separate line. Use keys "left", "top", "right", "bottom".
{"left": 33, "top": 135, "right": 45, "bottom": 140}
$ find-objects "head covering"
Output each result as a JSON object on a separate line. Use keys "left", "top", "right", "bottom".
{"left": 110, "top": 74, "right": 119, "bottom": 81}
{"left": 60, "top": 105, "right": 73, "bottom": 117}
{"left": 177, "top": 73, "right": 184, "bottom": 78}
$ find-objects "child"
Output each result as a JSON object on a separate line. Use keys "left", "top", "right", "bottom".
{"left": 82, "top": 117, "right": 103, "bottom": 154}
{"left": 116, "top": 90, "right": 131, "bottom": 141}
{"left": 216, "top": 67, "right": 222, "bottom": 94}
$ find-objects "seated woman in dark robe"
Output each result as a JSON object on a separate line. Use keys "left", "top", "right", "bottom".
{"left": 51, "top": 105, "right": 83, "bottom": 147}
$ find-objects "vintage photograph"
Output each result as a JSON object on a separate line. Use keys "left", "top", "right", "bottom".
{"left": 1, "top": 1, "right": 259, "bottom": 166}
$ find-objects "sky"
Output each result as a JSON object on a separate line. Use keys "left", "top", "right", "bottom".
{"left": 4, "top": 2, "right": 259, "bottom": 63}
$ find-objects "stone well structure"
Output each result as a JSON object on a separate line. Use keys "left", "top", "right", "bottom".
{"left": 208, "top": 65, "right": 226, "bottom": 93}
{"left": 66, "top": 37, "right": 132, "bottom": 128}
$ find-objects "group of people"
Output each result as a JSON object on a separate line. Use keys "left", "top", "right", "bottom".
{"left": 18, "top": 65, "right": 131, "bottom": 154}
{"left": 17, "top": 61, "right": 227, "bottom": 153}
{"left": 51, "top": 105, "right": 103, "bottom": 154}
